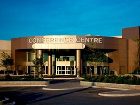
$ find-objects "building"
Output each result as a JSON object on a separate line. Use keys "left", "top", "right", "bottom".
{"left": 0, "top": 26, "right": 140, "bottom": 76}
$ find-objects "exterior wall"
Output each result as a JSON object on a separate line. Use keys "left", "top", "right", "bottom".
{"left": 122, "top": 26, "right": 140, "bottom": 73}
{"left": 118, "top": 39, "right": 128, "bottom": 74}
{"left": 0, "top": 40, "right": 11, "bottom": 51}
{"left": 108, "top": 51, "right": 120, "bottom": 75}
{"left": 89, "top": 37, "right": 119, "bottom": 49}
{"left": 15, "top": 50, "right": 27, "bottom": 74}
{"left": 128, "top": 39, "right": 138, "bottom": 73}
{"left": 11, "top": 38, "right": 32, "bottom": 70}
{"left": 122, "top": 26, "right": 140, "bottom": 39}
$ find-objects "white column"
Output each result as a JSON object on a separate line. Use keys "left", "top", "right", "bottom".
{"left": 36, "top": 50, "right": 42, "bottom": 58}
{"left": 45, "top": 66, "right": 46, "bottom": 74}
{"left": 26, "top": 66, "right": 28, "bottom": 74}
{"left": 94, "top": 66, "right": 97, "bottom": 75}
{"left": 48, "top": 54, "right": 52, "bottom": 75}
{"left": 76, "top": 49, "right": 81, "bottom": 77}
{"left": 26, "top": 52, "right": 28, "bottom": 74}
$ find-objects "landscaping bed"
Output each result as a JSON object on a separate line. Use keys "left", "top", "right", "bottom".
{"left": 80, "top": 81, "right": 140, "bottom": 90}
{"left": 0, "top": 75, "right": 49, "bottom": 87}
{"left": 0, "top": 81, "right": 49, "bottom": 87}
{"left": 80, "top": 75, "right": 140, "bottom": 90}
{"left": 82, "top": 75, "right": 140, "bottom": 85}
{"left": 43, "top": 75, "right": 77, "bottom": 78}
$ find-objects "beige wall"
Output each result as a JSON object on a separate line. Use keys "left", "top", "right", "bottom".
{"left": 0, "top": 40, "right": 11, "bottom": 51}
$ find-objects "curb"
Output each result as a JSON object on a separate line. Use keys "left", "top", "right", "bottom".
{"left": 98, "top": 91, "right": 140, "bottom": 97}
{"left": 42, "top": 87, "right": 89, "bottom": 91}
{"left": 0, "top": 85, "right": 47, "bottom": 87}
{"left": 0, "top": 81, "right": 49, "bottom": 87}
{"left": 44, "top": 77, "right": 84, "bottom": 80}
{"left": 92, "top": 86, "right": 130, "bottom": 90}
{"left": 80, "top": 81, "right": 140, "bottom": 90}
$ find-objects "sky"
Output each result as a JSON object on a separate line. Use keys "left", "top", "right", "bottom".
{"left": 0, "top": 0, "right": 140, "bottom": 40}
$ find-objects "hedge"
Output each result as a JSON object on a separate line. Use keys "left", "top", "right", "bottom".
{"left": 83, "top": 75, "right": 140, "bottom": 85}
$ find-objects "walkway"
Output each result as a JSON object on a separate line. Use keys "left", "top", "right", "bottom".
{"left": 43, "top": 79, "right": 88, "bottom": 90}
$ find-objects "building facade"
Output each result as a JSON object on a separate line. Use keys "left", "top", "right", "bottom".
{"left": 0, "top": 26, "right": 140, "bottom": 76}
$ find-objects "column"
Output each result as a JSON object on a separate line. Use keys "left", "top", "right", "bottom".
{"left": 94, "top": 66, "right": 98, "bottom": 75}
{"left": 76, "top": 49, "right": 81, "bottom": 77}
{"left": 26, "top": 52, "right": 28, "bottom": 74}
{"left": 35, "top": 50, "right": 42, "bottom": 76}
{"left": 45, "top": 66, "right": 46, "bottom": 74}
{"left": 52, "top": 55, "right": 55, "bottom": 75}
{"left": 36, "top": 50, "right": 42, "bottom": 58}
{"left": 48, "top": 53, "right": 52, "bottom": 75}
{"left": 26, "top": 66, "right": 28, "bottom": 74}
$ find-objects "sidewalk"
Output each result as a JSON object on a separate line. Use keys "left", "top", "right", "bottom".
{"left": 43, "top": 79, "right": 88, "bottom": 90}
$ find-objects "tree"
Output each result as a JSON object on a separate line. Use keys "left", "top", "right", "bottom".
{"left": 0, "top": 52, "right": 14, "bottom": 75}
{"left": 84, "top": 43, "right": 108, "bottom": 76}
{"left": 32, "top": 57, "right": 44, "bottom": 78}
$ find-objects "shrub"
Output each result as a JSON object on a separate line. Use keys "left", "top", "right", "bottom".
{"left": 0, "top": 75, "right": 45, "bottom": 81}
{"left": 102, "top": 75, "right": 110, "bottom": 83}
{"left": 115, "top": 76, "right": 124, "bottom": 84}
{"left": 83, "top": 75, "right": 92, "bottom": 81}
{"left": 91, "top": 76, "right": 99, "bottom": 82}
{"left": 4, "top": 74, "right": 12, "bottom": 80}
{"left": 102, "top": 75, "right": 116, "bottom": 83}
{"left": 131, "top": 76, "right": 140, "bottom": 85}
{"left": 95, "top": 76, "right": 105, "bottom": 82}
{"left": 83, "top": 75, "right": 140, "bottom": 85}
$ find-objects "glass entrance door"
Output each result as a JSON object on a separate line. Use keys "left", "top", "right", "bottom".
{"left": 56, "top": 66, "right": 76, "bottom": 75}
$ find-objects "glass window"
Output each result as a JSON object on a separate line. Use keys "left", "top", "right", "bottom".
{"left": 59, "top": 71, "right": 62, "bottom": 74}
{"left": 57, "top": 66, "right": 61, "bottom": 70}
{"left": 63, "top": 57, "right": 69, "bottom": 61}
{"left": 59, "top": 56, "right": 63, "bottom": 61}
{"left": 69, "top": 56, "right": 75, "bottom": 61}
{"left": 66, "top": 66, "right": 71, "bottom": 70}
{"left": 28, "top": 52, "right": 35, "bottom": 62}
{"left": 62, "top": 66, "right": 65, "bottom": 70}
{"left": 43, "top": 53, "right": 48, "bottom": 62}
{"left": 62, "top": 71, "right": 65, "bottom": 74}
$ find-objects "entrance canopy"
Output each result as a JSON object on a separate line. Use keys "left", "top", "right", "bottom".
{"left": 32, "top": 43, "right": 85, "bottom": 49}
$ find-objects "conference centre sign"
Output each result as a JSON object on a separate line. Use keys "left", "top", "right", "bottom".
{"left": 28, "top": 36, "right": 103, "bottom": 44}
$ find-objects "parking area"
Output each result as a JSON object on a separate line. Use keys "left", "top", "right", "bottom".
{"left": 0, "top": 80, "right": 140, "bottom": 105}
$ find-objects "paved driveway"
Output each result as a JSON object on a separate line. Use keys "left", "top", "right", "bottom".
{"left": 0, "top": 80, "right": 140, "bottom": 105}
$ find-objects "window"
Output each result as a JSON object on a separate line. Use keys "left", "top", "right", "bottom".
{"left": 62, "top": 66, "right": 65, "bottom": 70}
{"left": 43, "top": 53, "right": 48, "bottom": 62}
{"left": 28, "top": 52, "right": 35, "bottom": 62}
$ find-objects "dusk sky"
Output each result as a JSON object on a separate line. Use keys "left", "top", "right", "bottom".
{"left": 0, "top": 0, "right": 140, "bottom": 40}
